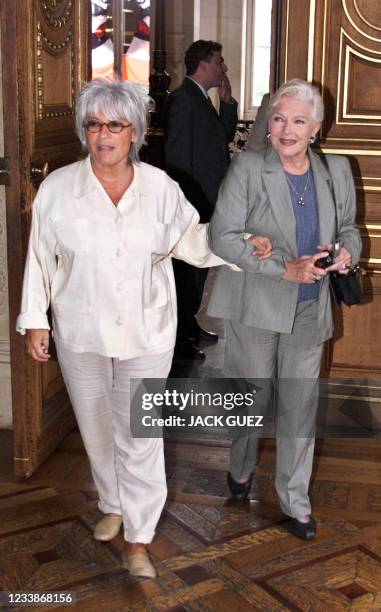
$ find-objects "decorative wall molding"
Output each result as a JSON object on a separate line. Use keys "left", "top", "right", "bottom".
{"left": 39, "top": 0, "right": 73, "bottom": 29}
{"left": 353, "top": 0, "right": 381, "bottom": 32}
{"left": 307, "top": 0, "right": 317, "bottom": 82}
{"left": 0, "top": 22, "right": 11, "bottom": 425}
{"left": 343, "top": 0, "right": 381, "bottom": 43}
{"left": 36, "top": 22, "right": 75, "bottom": 119}
{"left": 40, "top": 23, "right": 73, "bottom": 51}
{"left": 337, "top": 29, "right": 381, "bottom": 126}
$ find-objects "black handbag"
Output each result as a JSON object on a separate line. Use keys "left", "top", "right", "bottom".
{"left": 319, "top": 155, "right": 364, "bottom": 306}
{"left": 330, "top": 266, "right": 363, "bottom": 306}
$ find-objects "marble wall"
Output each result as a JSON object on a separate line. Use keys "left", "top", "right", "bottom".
{"left": 166, "top": 0, "right": 243, "bottom": 106}
{"left": 166, "top": 0, "right": 193, "bottom": 90}
{"left": 0, "top": 25, "right": 12, "bottom": 428}
{"left": 200, "top": 0, "right": 243, "bottom": 108}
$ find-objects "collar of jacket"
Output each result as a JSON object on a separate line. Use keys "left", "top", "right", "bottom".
{"left": 182, "top": 76, "right": 206, "bottom": 95}
{"left": 72, "top": 155, "right": 150, "bottom": 198}
{"left": 185, "top": 75, "right": 208, "bottom": 98}
{"left": 182, "top": 78, "right": 218, "bottom": 110}
{"left": 262, "top": 144, "right": 329, "bottom": 176}
{"left": 261, "top": 145, "right": 336, "bottom": 254}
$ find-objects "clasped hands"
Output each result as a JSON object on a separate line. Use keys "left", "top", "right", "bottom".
{"left": 283, "top": 244, "right": 352, "bottom": 284}
{"left": 247, "top": 235, "right": 273, "bottom": 260}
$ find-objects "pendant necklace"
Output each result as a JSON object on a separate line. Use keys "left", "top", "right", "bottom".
{"left": 285, "top": 170, "right": 310, "bottom": 206}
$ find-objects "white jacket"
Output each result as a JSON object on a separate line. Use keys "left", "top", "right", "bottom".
{"left": 16, "top": 157, "right": 228, "bottom": 359}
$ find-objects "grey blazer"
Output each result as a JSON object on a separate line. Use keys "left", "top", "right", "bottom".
{"left": 245, "top": 93, "right": 270, "bottom": 151}
{"left": 207, "top": 146, "right": 361, "bottom": 340}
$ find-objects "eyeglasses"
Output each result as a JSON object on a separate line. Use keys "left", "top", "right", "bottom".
{"left": 83, "top": 120, "right": 132, "bottom": 134}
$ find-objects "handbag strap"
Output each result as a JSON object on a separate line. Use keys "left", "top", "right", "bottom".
{"left": 318, "top": 153, "right": 339, "bottom": 240}
{"left": 320, "top": 154, "right": 364, "bottom": 279}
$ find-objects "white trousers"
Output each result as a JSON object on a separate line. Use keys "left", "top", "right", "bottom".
{"left": 56, "top": 342, "right": 173, "bottom": 543}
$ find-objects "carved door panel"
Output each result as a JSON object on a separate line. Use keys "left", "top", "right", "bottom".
{"left": 2, "top": 0, "right": 90, "bottom": 476}
{"left": 273, "top": 0, "right": 381, "bottom": 379}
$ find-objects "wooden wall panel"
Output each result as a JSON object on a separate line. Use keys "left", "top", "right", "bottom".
{"left": 275, "top": 0, "right": 381, "bottom": 378}
{"left": 279, "top": 0, "right": 311, "bottom": 82}
{"left": 324, "top": 277, "right": 381, "bottom": 375}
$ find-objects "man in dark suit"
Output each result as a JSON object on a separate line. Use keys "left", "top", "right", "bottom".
{"left": 164, "top": 40, "right": 238, "bottom": 360}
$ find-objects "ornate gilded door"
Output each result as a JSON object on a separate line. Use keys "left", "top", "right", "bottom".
{"left": 273, "top": 0, "right": 381, "bottom": 379}
{"left": 2, "top": 0, "right": 90, "bottom": 476}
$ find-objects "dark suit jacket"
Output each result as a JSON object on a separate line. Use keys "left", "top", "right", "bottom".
{"left": 164, "top": 78, "right": 238, "bottom": 222}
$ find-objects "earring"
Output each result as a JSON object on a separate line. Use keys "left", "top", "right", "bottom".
{"left": 309, "top": 135, "right": 316, "bottom": 144}
{"left": 266, "top": 132, "right": 271, "bottom": 139}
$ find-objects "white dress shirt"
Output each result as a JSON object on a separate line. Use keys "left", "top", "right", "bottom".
{"left": 16, "top": 157, "right": 230, "bottom": 359}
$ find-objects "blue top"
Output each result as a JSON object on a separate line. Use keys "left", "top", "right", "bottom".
{"left": 285, "top": 170, "right": 320, "bottom": 302}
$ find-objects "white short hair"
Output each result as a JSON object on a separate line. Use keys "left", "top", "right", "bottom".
{"left": 76, "top": 77, "right": 154, "bottom": 163}
{"left": 268, "top": 79, "right": 324, "bottom": 124}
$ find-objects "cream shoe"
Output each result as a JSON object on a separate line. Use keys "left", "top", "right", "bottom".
{"left": 93, "top": 514, "right": 123, "bottom": 541}
{"left": 123, "top": 553, "right": 156, "bottom": 579}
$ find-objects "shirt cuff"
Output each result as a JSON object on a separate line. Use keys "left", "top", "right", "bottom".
{"left": 221, "top": 98, "right": 237, "bottom": 106}
{"left": 16, "top": 312, "right": 50, "bottom": 335}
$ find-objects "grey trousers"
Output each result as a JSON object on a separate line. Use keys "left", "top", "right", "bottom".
{"left": 225, "top": 300, "right": 323, "bottom": 519}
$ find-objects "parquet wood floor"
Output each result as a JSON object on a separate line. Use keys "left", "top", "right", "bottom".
{"left": 2, "top": 290, "right": 381, "bottom": 610}
{"left": 1, "top": 428, "right": 381, "bottom": 612}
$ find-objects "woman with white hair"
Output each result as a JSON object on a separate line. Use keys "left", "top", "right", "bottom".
{"left": 208, "top": 79, "right": 361, "bottom": 539}
{"left": 16, "top": 77, "right": 271, "bottom": 579}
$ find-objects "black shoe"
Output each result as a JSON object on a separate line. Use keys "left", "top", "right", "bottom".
{"left": 288, "top": 516, "right": 316, "bottom": 540}
{"left": 227, "top": 472, "right": 252, "bottom": 499}
{"left": 174, "top": 341, "right": 206, "bottom": 361}
{"left": 189, "top": 327, "right": 219, "bottom": 344}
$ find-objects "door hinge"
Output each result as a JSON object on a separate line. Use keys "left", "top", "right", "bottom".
{"left": 0, "top": 157, "right": 10, "bottom": 185}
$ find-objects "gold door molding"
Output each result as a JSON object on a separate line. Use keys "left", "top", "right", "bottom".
{"left": 274, "top": 0, "right": 381, "bottom": 377}
{"left": 2, "top": 0, "right": 89, "bottom": 476}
